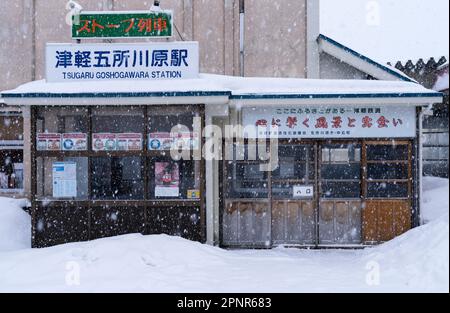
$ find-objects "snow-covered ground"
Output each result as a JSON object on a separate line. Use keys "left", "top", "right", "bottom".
{"left": 0, "top": 178, "right": 448, "bottom": 293}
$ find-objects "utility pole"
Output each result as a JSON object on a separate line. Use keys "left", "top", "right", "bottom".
{"left": 31, "top": 0, "right": 36, "bottom": 81}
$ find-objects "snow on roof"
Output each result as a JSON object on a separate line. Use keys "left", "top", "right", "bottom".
{"left": 433, "top": 70, "right": 449, "bottom": 92}
{"left": 0, "top": 74, "right": 440, "bottom": 100}
{"left": 208, "top": 74, "right": 436, "bottom": 98}
{"left": 318, "top": 34, "right": 415, "bottom": 82}
{"left": 1, "top": 76, "right": 229, "bottom": 96}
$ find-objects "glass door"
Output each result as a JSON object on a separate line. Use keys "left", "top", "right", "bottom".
{"left": 271, "top": 143, "right": 317, "bottom": 246}
{"left": 319, "top": 142, "right": 363, "bottom": 245}
{"left": 222, "top": 141, "right": 271, "bottom": 247}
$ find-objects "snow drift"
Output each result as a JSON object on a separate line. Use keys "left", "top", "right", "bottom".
{"left": 0, "top": 198, "right": 30, "bottom": 252}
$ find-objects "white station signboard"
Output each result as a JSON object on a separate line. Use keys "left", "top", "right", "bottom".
{"left": 46, "top": 42, "right": 199, "bottom": 83}
{"left": 242, "top": 105, "right": 416, "bottom": 139}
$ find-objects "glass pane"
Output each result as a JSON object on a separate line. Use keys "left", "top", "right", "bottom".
{"left": 148, "top": 159, "right": 201, "bottom": 200}
{"left": 367, "top": 182, "right": 409, "bottom": 198}
{"left": 91, "top": 157, "right": 143, "bottom": 200}
{"left": 278, "top": 145, "right": 315, "bottom": 162}
{"left": 367, "top": 144, "right": 408, "bottom": 161}
{"left": 232, "top": 142, "right": 270, "bottom": 161}
{"left": 148, "top": 110, "right": 200, "bottom": 152}
{"left": 322, "top": 144, "right": 361, "bottom": 162}
{"left": 423, "top": 133, "right": 450, "bottom": 146}
{"left": 92, "top": 107, "right": 144, "bottom": 151}
{"left": 367, "top": 163, "right": 408, "bottom": 180}
{"left": 0, "top": 150, "right": 23, "bottom": 190}
{"left": 92, "top": 107, "right": 144, "bottom": 133}
{"left": 321, "top": 182, "right": 360, "bottom": 199}
{"left": 272, "top": 161, "right": 315, "bottom": 180}
{"left": 149, "top": 111, "right": 199, "bottom": 133}
{"left": 0, "top": 116, "right": 23, "bottom": 140}
{"left": 36, "top": 107, "right": 88, "bottom": 133}
{"left": 36, "top": 157, "right": 88, "bottom": 200}
{"left": 226, "top": 162, "right": 268, "bottom": 199}
{"left": 321, "top": 164, "right": 361, "bottom": 180}
{"left": 423, "top": 147, "right": 449, "bottom": 161}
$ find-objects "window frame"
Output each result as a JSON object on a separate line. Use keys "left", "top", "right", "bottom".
{"left": 363, "top": 140, "right": 412, "bottom": 200}
{"left": 32, "top": 105, "right": 205, "bottom": 205}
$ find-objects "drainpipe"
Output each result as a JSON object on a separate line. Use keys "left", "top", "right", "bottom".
{"left": 418, "top": 107, "right": 424, "bottom": 226}
{"left": 306, "top": 0, "right": 320, "bottom": 78}
{"left": 419, "top": 102, "right": 437, "bottom": 225}
{"left": 239, "top": 0, "right": 245, "bottom": 77}
{"left": 31, "top": 0, "right": 36, "bottom": 81}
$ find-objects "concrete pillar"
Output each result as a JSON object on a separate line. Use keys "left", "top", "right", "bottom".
{"left": 306, "top": 0, "right": 320, "bottom": 78}
{"left": 21, "top": 106, "right": 32, "bottom": 200}
{"left": 205, "top": 103, "right": 229, "bottom": 245}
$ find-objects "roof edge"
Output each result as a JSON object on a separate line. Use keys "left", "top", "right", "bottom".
{"left": 230, "top": 92, "right": 443, "bottom": 100}
{"left": 318, "top": 34, "right": 415, "bottom": 83}
{"left": 0, "top": 91, "right": 232, "bottom": 98}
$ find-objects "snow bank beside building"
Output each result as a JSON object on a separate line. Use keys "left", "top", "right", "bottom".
{"left": 0, "top": 198, "right": 30, "bottom": 252}
{"left": 363, "top": 214, "right": 449, "bottom": 292}
{"left": 422, "top": 177, "right": 449, "bottom": 223}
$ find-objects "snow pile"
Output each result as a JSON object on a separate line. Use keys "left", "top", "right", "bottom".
{"left": 361, "top": 176, "right": 449, "bottom": 292}
{"left": 433, "top": 70, "right": 449, "bottom": 92}
{"left": 363, "top": 215, "right": 449, "bottom": 292}
{"left": 0, "top": 197, "right": 30, "bottom": 252}
{"left": 422, "top": 176, "right": 449, "bottom": 223}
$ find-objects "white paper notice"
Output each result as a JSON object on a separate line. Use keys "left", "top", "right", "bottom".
{"left": 293, "top": 185, "right": 314, "bottom": 198}
{"left": 52, "top": 162, "right": 77, "bottom": 198}
{"left": 155, "top": 186, "right": 180, "bottom": 198}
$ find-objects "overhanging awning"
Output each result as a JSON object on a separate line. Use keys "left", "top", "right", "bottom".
{"left": 0, "top": 74, "right": 442, "bottom": 106}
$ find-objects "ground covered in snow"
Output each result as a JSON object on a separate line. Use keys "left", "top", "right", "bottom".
{"left": 0, "top": 178, "right": 448, "bottom": 293}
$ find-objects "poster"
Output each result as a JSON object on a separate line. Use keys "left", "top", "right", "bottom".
{"left": 154, "top": 162, "right": 179, "bottom": 198}
{"left": 149, "top": 132, "right": 199, "bottom": 150}
{"left": 149, "top": 133, "right": 173, "bottom": 151}
{"left": 93, "top": 133, "right": 143, "bottom": 151}
{"left": 52, "top": 162, "right": 77, "bottom": 198}
{"left": 62, "top": 133, "right": 88, "bottom": 151}
{"left": 187, "top": 189, "right": 201, "bottom": 199}
{"left": 92, "top": 133, "right": 117, "bottom": 151}
{"left": 172, "top": 132, "right": 200, "bottom": 150}
{"left": 116, "top": 133, "right": 143, "bottom": 151}
{"left": 37, "top": 133, "right": 61, "bottom": 151}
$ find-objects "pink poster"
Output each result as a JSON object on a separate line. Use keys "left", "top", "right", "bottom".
{"left": 154, "top": 162, "right": 180, "bottom": 197}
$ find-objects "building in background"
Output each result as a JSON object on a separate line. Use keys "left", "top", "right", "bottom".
{"left": 317, "top": 34, "right": 449, "bottom": 178}
{"left": 390, "top": 58, "right": 449, "bottom": 177}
